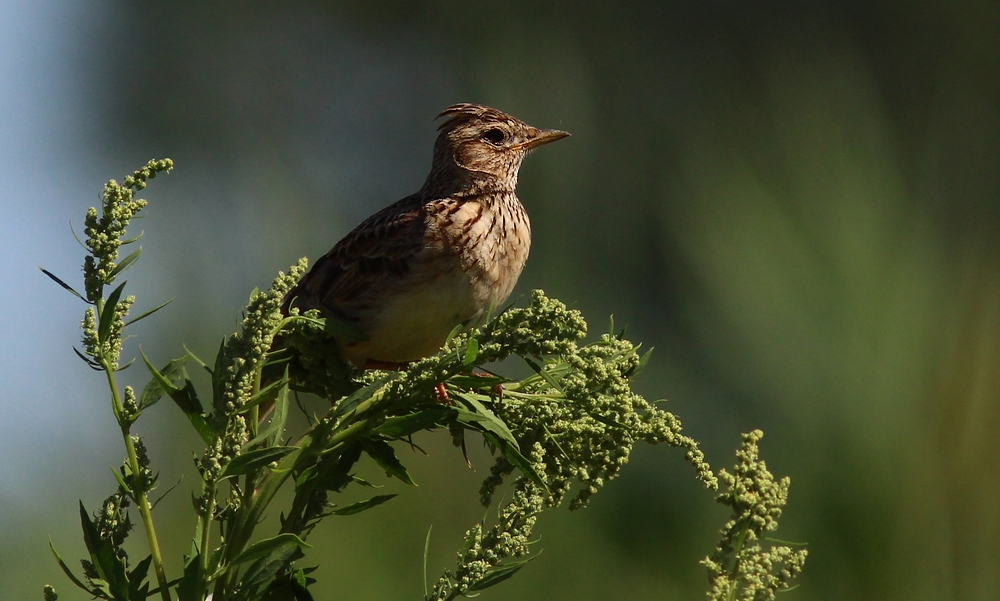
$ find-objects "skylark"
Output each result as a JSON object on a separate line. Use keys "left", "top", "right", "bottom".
{"left": 282, "top": 103, "right": 569, "bottom": 368}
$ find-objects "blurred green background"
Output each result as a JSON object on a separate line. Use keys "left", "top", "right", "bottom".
{"left": 3, "top": 1, "right": 999, "bottom": 599}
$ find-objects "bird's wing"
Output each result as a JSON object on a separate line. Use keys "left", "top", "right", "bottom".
{"left": 284, "top": 193, "right": 428, "bottom": 321}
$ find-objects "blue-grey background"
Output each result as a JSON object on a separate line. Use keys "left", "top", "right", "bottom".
{"left": 3, "top": 2, "right": 999, "bottom": 599}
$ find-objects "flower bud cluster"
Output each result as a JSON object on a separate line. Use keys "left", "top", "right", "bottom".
{"left": 702, "top": 430, "right": 807, "bottom": 600}
{"left": 476, "top": 293, "right": 716, "bottom": 509}
{"left": 431, "top": 480, "right": 545, "bottom": 600}
{"left": 81, "top": 159, "right": 171, "bottom": 302}
{"left": 214, "top": 260, "right": 306, "bottom": 418}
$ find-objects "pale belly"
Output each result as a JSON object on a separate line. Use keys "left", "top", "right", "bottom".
{"left": 340, "top": 262, "right": 487, "bottom": 366}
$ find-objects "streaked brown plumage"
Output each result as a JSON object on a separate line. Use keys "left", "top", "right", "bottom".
{"left": 282, "top": 103, "right": 569, "bottom": 367}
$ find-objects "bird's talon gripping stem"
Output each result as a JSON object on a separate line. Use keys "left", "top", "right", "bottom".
{"left": 434, "top": 382, "right": 451, "bottom": 404}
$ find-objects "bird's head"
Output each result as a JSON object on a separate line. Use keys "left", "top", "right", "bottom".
{"left": 424, "top": 103, "right": 569, "bottom": 194}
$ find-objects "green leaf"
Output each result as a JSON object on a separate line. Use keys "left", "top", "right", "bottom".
{"left": 230, "top": 533, "right": 311, "bottom": 568}
{"left": 98, "top": 282, "right": 128, "bottom": 345}
{"left": 137, "top": 353, "right": 191, "bottom": 411}
{"left": 222, "top": 447, "right": 297, "bottom": 479}
{"left": 333, "top": 373, "right": 398, "bottom": 418}
{"left": 109, "top": 466, "right": 132, "bottom": 497}
{"left": 362, "top": 439, "right": 416, "bottom": 485}
{"left": 482, "top": 433, "right": 549, "bottom": 494}
{"left": 372, "top": 405, "right": 454, "bottom": 439}
{"left": 451, "top": 391, "right": 517, "bottom": 449}
{"left": 175, "top": 551, "right": 200, "bottom": 601}
{"left": 241, "top": 544, "right": 305, "bottom": 590}
{"left": 523, "top": 356, "right": 563, "bottom": 393}
{"left": 39, "top": 267, "right": 86, "bottom": 301}
{"left": 467, "top": 557, "right": 536, "bottom": 592}
{"left": 107, "top": 247, "right": 141, "bottom": 281}
{"left": 446, "top": 374, "right": 507, "bottom": 389}
{"left": 48, "top": 538, "right": 97, "bottom": 596}
{"left": 211, "top": 337, "right": 227, "bottom": 411}
{"left": 463, "top": 337, "right": 480, "bottom": 365}
{"left": 241, "top": 375, "right": 289, "bottom": 411}
{"left": 127, "top": 555, "right": 152, "bottom": 601}
{"left": 423, "top": 525, "right": 433, "bottom": 599}
{"left": 630, "top": 346, "right": 653, "bottom": 377}
{"left": 330, "top": 494, "right": 397, "bottom": 516}
{"left": 443, "top": 322, "right": 464, "bottom": 345}
{"left": 79, "top": 501, "right": 129, "bottom": 601}
{"left": 124, "top": 298, "right": 172, "bottom": 327}
{"left": 267, "top": 374, "right": 290, "bottom": 448}
{"left": 245, "top": 369, "right": 291, "bottom": 448}
{"left": 74, "top": 346, "right": 103, "bottom": 370}
{"left": 139, "top": 350, "right": 212, "bottom": 444}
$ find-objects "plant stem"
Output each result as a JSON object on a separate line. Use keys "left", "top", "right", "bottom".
{"left": 198, "top": 480, "right": 217, "bottom": 596}
{"left": 104, "top": 362, "right": 172, "bottom": 601}
{"left": 213, "top": 382, "right": 393, "bottom": 599}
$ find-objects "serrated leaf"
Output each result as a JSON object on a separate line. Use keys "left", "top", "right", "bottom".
{"left": 124, "top": 298, "right": 172, "bottom": 327}
{"left": 467, "top": 557, "right": 535, "bottom": 591}
{"left": 127, "top": 555, "right": 152, "bottom": 601}
{"left": 372, "top": 405, "right": 454, "bottom": 439}
{"left": 187, "top": 413, "right": 215, "bottom": 446}
{"left": 138, "top": 353, "right": 191, "bottom": 410}
{"left": 230, "top": 533, "right": 311, "bottom": 568}
{"left": 242, "top": 544, "right": 304, "bottom": 590}
{"left": 39, "top": 267, "right": 86, "bottom": 301}
{"left": 182, "top": 345, "right": 211, "bottom": 374}
{"left": 79, "top": 501, "right": 129, "bottom": 601}
{"left": 362, "top": 439, "right": 416, "bottom": 485}
{"left": 331, "top": 494, "right": 397, "bottom": 516}
{"left": 139, "top": 351, "right": 209, "bottom": 444}
{"left": 222, "top": 447, "right": 297, "bottom": 479}
{"left": 107, "top": 247, "right": 141, "bottom": 281}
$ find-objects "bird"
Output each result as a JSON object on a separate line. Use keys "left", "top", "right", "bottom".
{"left": 281, "top": 103, "right": 569, "bottom": 369}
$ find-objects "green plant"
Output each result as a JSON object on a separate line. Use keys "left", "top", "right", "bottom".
{"left": 42, "top": 161, "right": 806, "bottom": 600}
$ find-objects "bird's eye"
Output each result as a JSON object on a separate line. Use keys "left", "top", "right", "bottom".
{"left": 482, "top": 128, "right": 507, "bottom": 146}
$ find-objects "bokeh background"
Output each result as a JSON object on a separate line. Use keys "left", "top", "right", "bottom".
{"left": 3, "top": 1, "right": 999, "bottom": 599}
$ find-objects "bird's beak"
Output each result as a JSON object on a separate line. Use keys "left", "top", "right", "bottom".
{"left": 520, "top": 128, "right": 571, "bottom": 150}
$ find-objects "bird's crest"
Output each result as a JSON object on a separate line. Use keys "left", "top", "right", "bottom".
{"left": 436, "top": 103, "right": 514, "bottom": 130}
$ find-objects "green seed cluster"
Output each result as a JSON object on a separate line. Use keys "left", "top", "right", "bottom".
{"left": 477, "top": 289, "right": 588, "bottom": 361}
{"left": 199, "top": 261, "right": 306, "bottom": 490}
{"left": 214, "top": 260, "right": 307, "bottom": 418}
{"left": 82, "top": 159, "right": 172, "bottom": 302}
{"left": 702, "top": 430, "right": 808, "bottom": 600}
{"left": 430, "top": 480, "right": 544, "bottom": 600}
{"left": 475, "top": 293, "right": 716, "bottom": 508}
{"left": 79, "top": 295, "right": 135, "bottom": 369}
